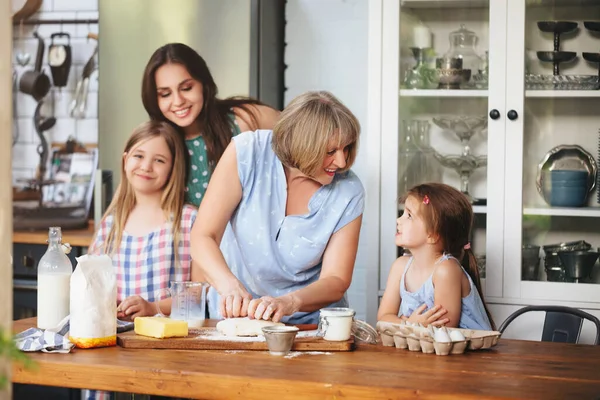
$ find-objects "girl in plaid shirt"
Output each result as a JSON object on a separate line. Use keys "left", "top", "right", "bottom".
{"left": 89, "top": 120, "right": 201, "bottom": 321}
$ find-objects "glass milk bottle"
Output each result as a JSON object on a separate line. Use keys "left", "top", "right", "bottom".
{"left": 37, "top": 227, "right": 73, "bottom": 329}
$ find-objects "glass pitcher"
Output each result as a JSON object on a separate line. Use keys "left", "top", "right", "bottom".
{"left": 158, "top": 281, "right": 210, "bottom": 329}
{"left": 444, "top": 24, "right": 484, "bottom": 88}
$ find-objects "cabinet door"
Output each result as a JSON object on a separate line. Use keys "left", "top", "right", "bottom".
{"left": 379, "top": 0, "right": 508, "bottom": 300}
{"left": 504, "top": 0, "right": 600, "bottom": 306}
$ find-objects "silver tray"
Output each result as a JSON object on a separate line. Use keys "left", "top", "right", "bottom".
{"left": 536, "top": 144, "right": 598, "bottom": 198}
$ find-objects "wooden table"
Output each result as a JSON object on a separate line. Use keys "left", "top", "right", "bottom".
{"left": 13, "top": 221, "right": 95, "bottom": 247}
{"left": 11, "top": 318, "right": 600, "bottom": 399}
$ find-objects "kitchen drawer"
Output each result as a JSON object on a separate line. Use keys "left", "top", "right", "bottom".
{"left": 13, "top": 243, "right": 81, "bottom": 279}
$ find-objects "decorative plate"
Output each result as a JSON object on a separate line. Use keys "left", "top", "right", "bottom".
{"left": 536, "top": 144, "right": 598, "bottom": 197}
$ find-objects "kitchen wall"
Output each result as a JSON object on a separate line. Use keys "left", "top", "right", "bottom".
{"left": 285, "top": 0, "right": 371, "bottom": 321}
{"left": 12, "top": 0, "right": 99, "bottom": 185}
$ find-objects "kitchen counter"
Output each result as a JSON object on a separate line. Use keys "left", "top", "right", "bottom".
{"left": 13, "top": 221, "right": 95, "bottom": 247}
{"left": 11, "top": 318, "right": 600, "bottom": 399}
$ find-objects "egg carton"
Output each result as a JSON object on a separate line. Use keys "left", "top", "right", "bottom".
{"left": 376, "top": 320, "right": 501, "bottom": 355}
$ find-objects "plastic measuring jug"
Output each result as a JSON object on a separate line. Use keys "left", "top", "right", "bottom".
{"left": 158, "top": 281, "right": 210, "bottom": 329}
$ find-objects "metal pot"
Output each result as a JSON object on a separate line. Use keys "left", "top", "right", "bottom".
{"left": 19, "top": 32, "right": 51, "bottom": 101}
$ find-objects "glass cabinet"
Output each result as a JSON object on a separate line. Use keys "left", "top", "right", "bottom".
{"left": 370, "top": 0, "right": 600, "bottom": 318}
{"left": 504, "top": 0, "right": 600, "bottom": 305}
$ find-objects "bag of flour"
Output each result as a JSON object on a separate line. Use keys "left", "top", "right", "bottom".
{"left": 69, "top": 254, "right": 117, "bottom": 348}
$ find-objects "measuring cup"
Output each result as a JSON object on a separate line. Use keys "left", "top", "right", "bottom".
{"left": 157, "top": 281, "right": 210, "bottom": 329}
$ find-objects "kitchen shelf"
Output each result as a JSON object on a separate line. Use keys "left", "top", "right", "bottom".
{"left": 526, "top": 90, "right": 600, "bottom": 98}
{"left": 401, "top": 0, "right": 489, "bottom": 9}
{"left": 400, "top": 204, "right": 487, "bottom": 214}
{"left": 400, "top": 0, "right": 597, "bottom": 10}
{"left": 523, "top": 207, "right": 600, "bottom": 217}
{"left": 527, "top": 0, "right": 600, "bottom": 7}
{"left": 399, "top": 89, "right": 488, "bottom": 98}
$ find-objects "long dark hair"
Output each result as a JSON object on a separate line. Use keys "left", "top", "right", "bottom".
{"left": 141, "top": 43, "right": 264, "bottom": 170}
{"left": 404, "top": 183, "right": 496, "bottom": 330}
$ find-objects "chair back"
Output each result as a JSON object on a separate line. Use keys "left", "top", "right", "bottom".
{"left": 499, "top": 305, "right": 600, "bottom": 345}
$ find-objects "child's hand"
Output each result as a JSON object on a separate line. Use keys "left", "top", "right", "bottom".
{"left": 407, "top": 304, "right": 449, "bottom": 327}
{"left": 117, "top": 295, "right": 158, "bottom": 321}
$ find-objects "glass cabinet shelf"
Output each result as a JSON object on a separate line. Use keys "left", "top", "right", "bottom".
{"left": 526, "top": 91, "right": 600, "bottom": 98}
{"left": 523, "top": 207, "right": 600, "bottom": 217}
{"left": 400, "top": 0, "right": 488, "bottom": 9}
{"left": 399, "top": 89, "right": 488, "bottom": 98}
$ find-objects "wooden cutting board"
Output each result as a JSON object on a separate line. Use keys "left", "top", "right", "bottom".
{"left": 117, "top": 327, "right": 353, "bottom": 351}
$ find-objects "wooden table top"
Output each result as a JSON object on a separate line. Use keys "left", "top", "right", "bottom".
{"left": 13, "top": 221, "right": 95, "bottom": 247}
{"left": 12, "top": 318, "right": 600, "bottom": 399}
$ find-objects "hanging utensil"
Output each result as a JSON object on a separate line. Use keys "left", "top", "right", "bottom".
{"left": 48, "top": 32, "right": 72, "bottom": 88}
{"left": 33, "top": 100, "right": 56, "bottom": 182}
{"left": 19, "top": 31, "right": 51, "bottom": 101}
{"left": 15, "top": 20, "right": 30, "bottom": 67}
{"left": 70, "top": 45, "right": 97, "bottom": 119}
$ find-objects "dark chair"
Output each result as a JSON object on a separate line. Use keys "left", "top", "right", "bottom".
{"left": 499, "top": 305, "right": 600, "bottom": 345}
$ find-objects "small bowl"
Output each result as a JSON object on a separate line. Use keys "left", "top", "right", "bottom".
{"left": 261, "top": 325, "right": 299, "bottom": 356}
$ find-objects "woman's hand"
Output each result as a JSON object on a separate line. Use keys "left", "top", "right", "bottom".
{"left": 220, "top": 283, "right": 253, "bottom": 318}
{"left": 247, "top": 294, "right": 300, "bottom": 323}
{"left": 117, "top": 296, "right": 159, "bottom": 321}
{"left": 407, "top": 304, "right": 449, "bottom": 327}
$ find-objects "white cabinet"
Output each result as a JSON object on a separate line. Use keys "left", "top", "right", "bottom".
{"left": 366, "top": 0, "right": 600, "bottom": 326}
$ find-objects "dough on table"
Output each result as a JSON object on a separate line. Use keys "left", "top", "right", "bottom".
{"left": 216, "top": 317, "right": 284, "bottom": 337}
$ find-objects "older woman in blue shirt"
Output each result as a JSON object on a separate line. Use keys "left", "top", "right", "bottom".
{"left": 191, "top": 91, "right": 365, "bottom": 324}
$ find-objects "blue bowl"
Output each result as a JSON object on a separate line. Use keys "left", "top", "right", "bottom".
{"left": 548, "top": 186, "right": 588, "bottom": 207}
{"left": 545, "top": 170, "right": 588, "bottom": 181}
{"left": 543, "top": 180, "right": 588, "bottom": 188}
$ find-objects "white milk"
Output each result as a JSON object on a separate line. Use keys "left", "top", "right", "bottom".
{"left": 37, "top": 273, "right": 71, "bottom": 329}
{"left": 319, "top": 307, "right": 355, "bottom": 341}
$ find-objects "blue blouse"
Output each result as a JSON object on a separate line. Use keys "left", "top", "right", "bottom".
{"left": 207, "top": 130, "right": 365, "bottom": 324}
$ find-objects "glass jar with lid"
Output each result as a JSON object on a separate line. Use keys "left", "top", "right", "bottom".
{"left": 444, "top": 24, "right": 484, "bottom": 88}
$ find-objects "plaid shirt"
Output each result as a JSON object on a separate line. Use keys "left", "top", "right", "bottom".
{"left": 85, "top": 204, "right": 197, "bottom": 400}
{"left": 89, "top": 204, "right": 197, "bottom": 303}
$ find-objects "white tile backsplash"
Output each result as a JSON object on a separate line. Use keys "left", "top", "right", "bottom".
{"left": 13, "top": 143, "right": 42, "bottom": 170}
{"left": 53, "top": 0, "right": 97, "bottom": 12}
{"left": 75, "top": 119, "right": 98, "bottom": 143}
{"left": 15, "top": 118, "right": 35, "bottom": 143}
{"left": 12, "top": 1, "right": 99, "bottom": 183}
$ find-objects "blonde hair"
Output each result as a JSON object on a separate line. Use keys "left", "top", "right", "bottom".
{"left": 272, "top": 91, "right": 360, "bottom": 177}
{"left": 96, "top": 121, "right": 188, "bottom": 264}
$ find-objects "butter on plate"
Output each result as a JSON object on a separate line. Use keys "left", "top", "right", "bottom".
{"left": 134, "top": 317, "right": 188, "bottom": 339}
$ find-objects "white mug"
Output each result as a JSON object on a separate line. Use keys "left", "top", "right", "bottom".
{"left": 317, "top": 307, "right": 355, "bottom": 341}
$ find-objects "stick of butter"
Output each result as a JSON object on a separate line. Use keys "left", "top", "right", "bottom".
{"left": 134, "top": 317, "right": 189, "bottom": 339}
